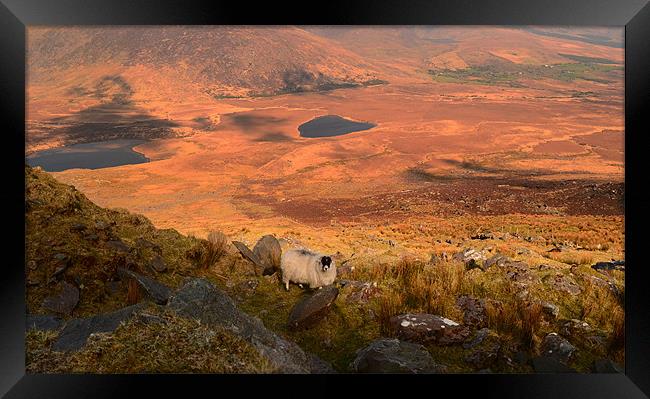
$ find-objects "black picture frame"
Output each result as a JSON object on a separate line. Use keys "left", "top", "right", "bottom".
{"left": 1, "top": 0, "right": 649, "bottom": 397}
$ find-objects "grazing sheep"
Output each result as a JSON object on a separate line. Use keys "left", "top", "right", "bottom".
{"left": 280, "top": 248, "right": 337, "bottom": 290}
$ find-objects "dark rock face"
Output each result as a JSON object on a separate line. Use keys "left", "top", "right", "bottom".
{"left": 540, "top": 333, "right": 577, "bottom": 364}
{"left": 531, "top": 356, "right": 577, "bottom": 373}
{"left": 42, "top": 281, "right": 79, "bottom": 315}
{"left": 389, "top": 313, "right": 470, "bottom": 345}
{"left": 106, "top": 239, "right": 130, "bottom": 253}
{"left": 351, "top": 338, "right": 446, "bottom": 373}
{"left": 53, "top": 303, "right": 146, "bottom": 351}
{"left": 288, "top": 286, "right": 339, "bottom": 331}
{"left": 232, "top": 241, "right": 265, "bottom": 275}
{"left": 26, "top": 314, "right": 63, "bottom": 331}
{"left": 167, "top": 278, "right": 314, "bottom": 373}
{"left": 308, "top": 353, "right": 336, "bottom": 374}
{"left": 150, "top": 254, "right": 167, "bottom": 273}
{"left": 136, "top": 238, "right": 162, "bottom": 255}
{"left": 592, "top": 260, "right": 625, "bottom": 272}
{"left": 117, "top": 268, "right": 172, "bottom": 305}
{"left": 252, "top": 235, "right": 282, "bottom": 275}
{"left": 462, "top": 328, "right": 501, "bottom": 369}
{"left": 456, "top": 296, "right": 487, "bottom": 327}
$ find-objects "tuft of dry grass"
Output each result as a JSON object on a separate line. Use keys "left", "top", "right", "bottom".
{"left": 197, "top": 231, "right": 229, "bottom": 269}
{"left": 486, "top": 297, "right": 543, "bottom": 350}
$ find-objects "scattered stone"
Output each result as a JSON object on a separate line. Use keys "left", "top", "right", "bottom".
{"left": 463, "top": 328, "right": 491, "bottom": 349}
{"left": 26, "top": 314, "right": 63, "bottom": 331}
{"left": 456, "top": 296, "right": 487, "bottom": 327}
{"left": 233, "top": 279, "right": 259, "bottom": 300}
{"left": 27, "top": 276, "right": 41, "bottom": 286}
{"left": 232, "top": 241, "right": 265, "bottom": 275}
{"left": 453, "top": 248, "right": 488, "bottom": 270}
{"left": 252, "top": 235, "right": 282, "bottom": 275}
{"left": 117, "top": 268, "right": 172, "bottom": 305}
{"left": 351, "top": 338, "right": 446, "bottom": 373}
{"left": 538, "top": 264, "right": 551, "bottom": 271}
{"left": 94, "top": 221, "right": 109, "bottom": 230}
{"left": 70, "top": 223, "right": 87, "bottom": 232}
{"left": 390, "top": 313, "right": 470, "bottom": 345}
{"left": 540, "top": 302, "right": 560, "bottom": 320}
{"left": 342, "top": 280, "right": 382, "bottom": 303}
{"left": 592, "top": 260, "right": 625, "bottom": 272}
{"left": 288, "top": 286, "right": 339, "bottom": 331}
{"left": 464, "top": 340, "right": 501, "bottom": 369}
{"left": 83, "top": 232, "right": 99, "bottom": 242}
{"left": 483, "top": 254, "right": 511, "bottom": 269}
{"left": 531, "top": 356, "right": 577, "bottom": 373}
{"left": 167, "top": 278, "right": 315, "bottom": 373}
{"left": 27, "top": 260, "right": 38, "bottom": 270}
{"left": 559, "top": 319, "right": 592, "bottom": 338}
{"left": 106, "top": 239, "right": 130, "bottom": 253}
{"left": 136, "top": 238, "right": 162, "bottom": 255}
{"left": 42, "top": 281, "right": 79, "bottom": 315}
{"left": 149, "top": 254, "right": 167, "bottom": 273}
{"left": 550, "top": 274, "right": 582, "bottom": 296}
{"left": 53, "top": 303, "right": 146, "bottom": 351}
{"left": 592, "top": 359, "right": 624, "bottom": 373}
{"left": 540, "top": 333, "right": 576, "bottom": 364}
{"left": 471, "top": 233, "right": 493, "bottom": 240}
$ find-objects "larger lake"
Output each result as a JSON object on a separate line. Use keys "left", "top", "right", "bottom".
{"left": 26, "top": 139, "right": 149, "bottom": 172}
{"left": 298, "top": 115, "right": 376, "bottom": 138}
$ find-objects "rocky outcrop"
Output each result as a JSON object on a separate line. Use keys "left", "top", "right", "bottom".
{"left": 351, "top": 338, "right": 446, "bottom": 373}
{"left": 42, "top": 281, "right": 79, "bottom": 315}
{"left": 117, "top": 268, "right": 172, "bottom": 305}
{"left": 167, "top": 278, "right": 315, "bottom": 373}
{"left": 53, "top": 303, "right": 147, "bottom": 351}
{"left": 389, "top": 313, "right": 470, "bottom": 345}
{"left": 453, "top": 248, "right": 489, "bottom": 270}
{"left": 252, "top": 235, "right": 282, "bottom": 275}
{"left": 26, "top": 314, "right": 63, "bottom": 331}
{"left": 288, "top": 286, "right": 339, "bottom": 331}
{"left": 592, "top": 260, "right": 625, "bottom": 272}
{"left": 540, "top": 333, "right": 576, "bottom": 364}
{"left": 456, "top": 296, "right": 487, "bottom": 327}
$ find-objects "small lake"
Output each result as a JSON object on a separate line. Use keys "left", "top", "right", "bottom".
{"left": 298, "top": 115, "right": 376, "bottom": 138}
{"left": 26, "top": 139, "right": 149, "bottom": 172}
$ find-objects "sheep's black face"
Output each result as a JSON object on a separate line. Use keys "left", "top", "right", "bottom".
{"left": 321, "top": 256, "right": 332, "bottom": 272}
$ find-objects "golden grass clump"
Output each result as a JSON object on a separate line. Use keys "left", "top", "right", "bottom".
{"left": 486, "top": 297, "right": 543, "bottom": 350}
{"left": 197, "top": 231, "right": 229, "bottom": 269}
{"left": 126, "top": 279, "right": 142, "bottom": 305}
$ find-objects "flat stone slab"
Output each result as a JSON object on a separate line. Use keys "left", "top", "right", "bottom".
{"left": 53, "top": 303, "right": 146, "bottom": 351}
{"left": 117, "top": 268, "right": 172, "bottom": 305}
{"left": 26, "top": 314, "right": 63, "bottom": 331}
{"left": 351, "top": 338, "right": 446, "bottom": 373}
{"left": 390, "top": 313, "right": 470, "bottom": 345}
{"left": 232, "top": 241, "right": 265, "bottom": 274}
{"left": 288, "top": 286, "right": 339, "bottom": 331}
{"left": 42, "top": 281, "right": 79, "bottom": 316}
{"left": 167, "top": 278, "right": 314, "bottom": 373}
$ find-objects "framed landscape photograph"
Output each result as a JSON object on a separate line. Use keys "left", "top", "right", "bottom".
{"left": 1, "top": 0, "right": 649, "bottom": 397}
